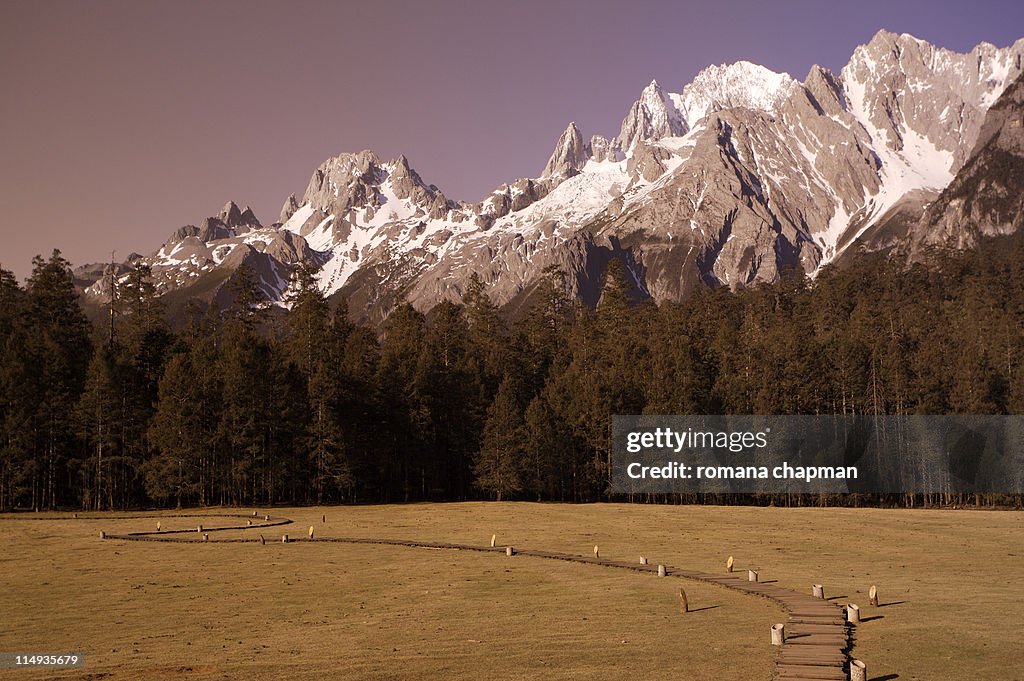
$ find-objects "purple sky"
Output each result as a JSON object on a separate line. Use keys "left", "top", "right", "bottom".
{"left": 2, "top": 0, "right": 1023, "bottom": 280}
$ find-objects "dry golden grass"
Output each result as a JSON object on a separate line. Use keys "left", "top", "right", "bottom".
{"left": 1, "top": 503, "right": 1020, "bottom": 680}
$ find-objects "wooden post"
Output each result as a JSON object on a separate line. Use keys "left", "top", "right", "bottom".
{"left": 869, "top": 585, "right": 878, "bottom": 607}
{"left": 678, "top": 589, "right": 689, "bottom": 614}
{"left": 247, "top": 520, "right": 252, "bottom": 526}
{"left": 99, "top": 530, "right": 106, "bottom": 539}
{"left": 658, "top": 565, "right": 666, "bottom": 577}
{"left": 726, "top": 555, "right": 734, "bottom": 573}
{"left": 748, "top": 570, "right": 758, "bottom": 582}
{"left": 308, "top": 526, "right": 314, "bottom": 539}
{"left": 156, "top": 521, "right": 161, "bottom": 532}
{"left": 850, "top": 659, "right": 866, "bottom": 681}
{"left": 847, "top": 603, "right": 860, "bottom": 624}
{"left": 593, "top": 545, "right": 600, "bottom": 559}
{"left": 771, "top": 623, "right": 785, "bottom": 646}
{"left": 812, "top": 584, "right": 825, "bottom": 599}
{"left": 490, "top": 534, "right": 496, "bottom": 547}
{"left": 73, "top": 513, "right": 78, "bottom": 519}
{"left": 259, "top": 535, "right": 265, "bottom": 545}
{"left": 640, "top": 556, "right": 648, "bottom": 565}
{"left": 197, "top": 524, "right": 203, "bottom": 533}
{"left": 322, "top": 514, "right": 326, "bottom": 523}
{"left": 282, "top": 534, "right": 288, "bottom": 543}
{"left": 252, "top": 511, "right": 258, "bottom": 517}
{"left": 203, "top": 533, "right": 209, "bottom": 542}
{"left": 506, "top": 546, "right": 514, "bottom": 556}
{"left": 264, "top": 515, "right": 270, "bottom": 521}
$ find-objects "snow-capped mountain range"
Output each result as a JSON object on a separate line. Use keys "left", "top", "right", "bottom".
{"left": 79, "top": 30, "right": 1024, "bottom": 322}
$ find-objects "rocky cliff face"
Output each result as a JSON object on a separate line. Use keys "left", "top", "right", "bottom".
{"left": 78, "top": 30, "right": 1024, "bottom": 323}
{"left": 618, "top": 80, "right": 687, "bottom": 151}
{"left": 911, "top": 71, "right": 1024, "bottom": 251}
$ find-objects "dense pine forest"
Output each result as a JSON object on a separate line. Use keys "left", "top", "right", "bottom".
{"left": 3, "top": 232, "right": 1024, "bottom": 511}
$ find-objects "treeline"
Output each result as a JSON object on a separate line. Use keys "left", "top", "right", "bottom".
{"left": 3, "top": 232, "right": 1024, "bottom": 511}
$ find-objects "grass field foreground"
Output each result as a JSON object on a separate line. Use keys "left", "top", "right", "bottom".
{"left": 1, "top": 503, "right": 1021, "bottom": 680}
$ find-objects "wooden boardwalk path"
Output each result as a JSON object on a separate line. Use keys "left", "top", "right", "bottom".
{"left": 102, "top": 516, "right": 856, "bottom": 680}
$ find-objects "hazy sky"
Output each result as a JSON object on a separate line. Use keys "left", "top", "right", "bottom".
{"left": 2, "top": 0, "right": 1023, "bottom": 279}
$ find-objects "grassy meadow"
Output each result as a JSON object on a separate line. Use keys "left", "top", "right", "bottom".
{"left": 0, "top": 504, "right": 1020, "bottom": 680}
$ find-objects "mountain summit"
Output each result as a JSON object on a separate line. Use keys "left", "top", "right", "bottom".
{"left": 79, "top": 30, "right": 1024, "bottom": 323}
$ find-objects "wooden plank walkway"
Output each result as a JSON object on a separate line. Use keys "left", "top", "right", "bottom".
{"left": 101, "top": 516, "right": 855, "bottom": 680}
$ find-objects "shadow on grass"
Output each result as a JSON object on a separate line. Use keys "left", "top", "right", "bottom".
{"left": 686, "top": 605, "right": 720, "bottom": 613}
{"left": 827, "top": 595, "right": 848, "bottom": 600}
{"left": 760, "top": 579, "right": 778, "bottom": 584}
{"left": 869, "top": 675, "right": 899, "bottom": 681}
{"left": 860, "top": 615, "right": 884, "bottom": 623}
{"left": 879, "top": 600, "right": 906, "bottom": 608}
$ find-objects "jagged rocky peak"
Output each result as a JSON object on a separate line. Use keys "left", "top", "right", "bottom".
{"left": 803, "top": 64, "right": 846, "bottom": 117}
{"left": 218, "top": 200, "right": 242, "bottom": 226}
{"left": 215, "top": 200, "right": 261, "bottom": 232}
{"left": 279, "top": 193, "right": 300, "bottom": 223}
{"left": 618, "top": 79, "right": 686, "bottom": 151}
{"left": 542, "top": 121, "right": 590, "bottom": 177}
{"left": 298, "top": 149, "right": 451, "bottom": 220}
{"left": 388, "top": 154, "right": 421, "bottom": 198}
{"left": 238, "top": 206, "right": 260, "bottom": 229}
{"left": 681, "top": 61, "right": 799, "bottom": 129}
{"left": 840, "top": 30, "right": 1024, "bottom": 166}
{"left": 302, "top": 149, "right": 384, "bottom": 215}
{"left": 389, "top": 154, "right": 452, "bottom": 219}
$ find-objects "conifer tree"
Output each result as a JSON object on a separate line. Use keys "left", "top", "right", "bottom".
{"left": 145, "top": 352, "right": 205, "bottom": 506}
{"left": 25, "top": 250, "right": 93, "bottom": 509}
{"left": 0, "top": 268, "right": 32, "bottom": 510}
{"left": 463, "top": 273, "right": 510, "bottom": 399}
{"left": 377, "top": 302, "right": 430, "bottom": 501}
{"left": 285, "top": 264, "right": 348, "bottom": 503}
{"left": 75, "top": 346, "right": 123, "bottom": 509}
{"left": 416, "top": 300, "right": 474, "bottom": 498}
{"left": 473, "top": 376, "right": 524, "bottom": 501}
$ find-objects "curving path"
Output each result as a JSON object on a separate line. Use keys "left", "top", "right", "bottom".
{"left": 95, "top": 514, "right": 855, "bottom": 681}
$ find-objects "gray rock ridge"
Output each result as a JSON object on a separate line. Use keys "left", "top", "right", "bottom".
{"left": 910, "top": 71, "right": 1024, "bottom": 252}
{"left": 279, "top": 194, "right": 300, "bottom": 223}
{"left": 803, "top": 65, "right": 846, "bottom": 117}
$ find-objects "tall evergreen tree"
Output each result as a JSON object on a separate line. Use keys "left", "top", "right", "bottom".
{"left": 473, "top": 376, "right": 524, "bottom": 501}
{"left": 285, "top": 264, "right": 348, "bottom": 503}
{"left": 25, "top": 251, "right": 93, "bottom": 509}
{"left": 75, "top": 346, "right": 128, "bottom": 509}
{"left": 377, "top": 302, "right": 430, "bottom": 501}
{"left": 0, "top": 268, "right": 33, "bottom": 510}
{"left": 145, "top": 351, "right": 207, "bottom": 506}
